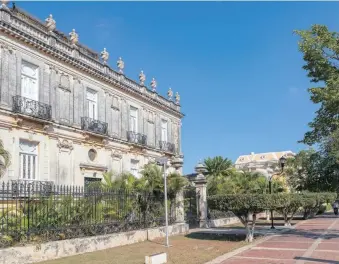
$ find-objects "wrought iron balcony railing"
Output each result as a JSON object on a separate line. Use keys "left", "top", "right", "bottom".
{"left": 159, "top": 141, "right": 176, "bottom": 153}
{"left": 81, "top": 117, "right": 108, "bottom": 136}
{"left": 12, "top": 95, "right": 52, "bottom": 120}
{"left": 127, "top": 131, "right": 147, "bottom": 146}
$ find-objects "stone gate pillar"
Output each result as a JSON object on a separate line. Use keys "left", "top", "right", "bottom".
{"left": 193, "top": 162, "right": 208, "bottom": 228}
{"left": 171, "top": 155, "right": 185, "bottom": 223}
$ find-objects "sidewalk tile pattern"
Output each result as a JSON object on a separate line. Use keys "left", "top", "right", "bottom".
{"left": 220, "top": 215, "right": 339, "bottom": 264}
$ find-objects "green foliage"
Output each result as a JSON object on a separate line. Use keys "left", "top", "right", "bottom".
{"left": 208, "top": 193, "right": 272, "bottom": 242}
{"left": 208, "top": 192, "right": 337, "bottom": 241}
{"left": 295, "top": 25, "right": 339, "bottom": 145}
{"left": 207, "top": 169, "right": 284, "bottom": 196}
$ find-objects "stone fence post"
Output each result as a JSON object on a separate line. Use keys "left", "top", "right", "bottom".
{"left": 171, "top": 156, "right": 185, "bottom": 223}
{"left": 193, "top": 162, "right": 208, "bottom": 228}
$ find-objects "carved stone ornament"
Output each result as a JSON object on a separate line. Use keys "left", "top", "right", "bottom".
{"left": 150, "top": 78, "right": 157, "bottom": 92}
{"left": 59, "top": 74, "right": 71, "bottom": 91}
{"left": 111, "top": 150, "right": 122, "bottom": 159}
{"left": 139, "top": 70, "right": 146, "bottom": 86}
{"left": 100, "top": 48, "right": 109, "bottom": 64}
{"left": 0, "top": 0, "right": 9, "bottom": 10}
{"left": 57, "top": 139, "right": 73, "bottom": 150}
{"left": 175, "top": 92, "right": 180, "bottom": 105}
{"left": 167, "top": 87, "right": 173, "bottom": 100}
{"left": 45, "top": 14, "right": 56, "bottom": 32}
{"left": 102, "top": 138, "right": 109, "bottom": 145}
{"left": 117, "top": 57, "right": 124, "bottom": 74}
{"left": 69, "top": 29, "right": 79, "bottom": 45}
{"left": 15, "top": 117, "right": 23, "bottom": 126}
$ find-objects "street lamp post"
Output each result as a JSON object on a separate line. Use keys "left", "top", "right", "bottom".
{"left": 156, "top": 157, "right": 170, "bottom": 247}
{"left": 269, "top": 156, "right": 286, "bottom": 229}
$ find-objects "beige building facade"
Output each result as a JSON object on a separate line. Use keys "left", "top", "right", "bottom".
{"left": 235, "top": 151, "right": 295, "bottom": 175}
{"left": 0, "top": 5, "right": 184, "bottom": 187}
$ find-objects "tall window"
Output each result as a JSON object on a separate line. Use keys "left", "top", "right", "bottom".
{"left": 86, "top": 88, "right": 97, "bottom": 119}
{"left": 19, "top": 140, "right": 38, "bottom": 180}
{"left": 130, "top": 159, "right": 139, "bottom": 178}
{"left": 21, "top": 61, "right": 39, "bottom": 101}
{"left": 161, "top": 119, "right": 168, "bottom": 142}
{"left": 130, "top": 107, "right": 138, "bottom": 133}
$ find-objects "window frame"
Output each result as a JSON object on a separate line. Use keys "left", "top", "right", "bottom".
{"left": 86, "top": 88, "right": 98, "bottom": 120}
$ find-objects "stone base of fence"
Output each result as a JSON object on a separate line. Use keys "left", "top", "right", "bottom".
{"left": 208, "top": 212, "right": 268, "bottom": 228}
{"left": 0, "top": 223, "right": 189, "bottom": 264}
{"left": 209, "top": 217, "right": 240, "bottom": 228}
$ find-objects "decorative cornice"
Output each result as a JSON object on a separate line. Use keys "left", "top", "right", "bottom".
{"left": 0, "top": 9, "right": 184, "bottom": 118}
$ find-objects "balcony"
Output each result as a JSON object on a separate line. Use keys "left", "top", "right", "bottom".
{"left": 81, "top": 117, "right": 108, "bottom": 136}
{"left": 12, "top": 95, "right": 52, "bottom": 121}
{"left": 127, "top": 131, "right": 147, "bottom": 146}
{"left": 159, "top": 141, "right": 176, "bottom": 153}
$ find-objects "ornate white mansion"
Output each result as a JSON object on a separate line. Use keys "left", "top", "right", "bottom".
{"left": 0, "top": 4, "right": 184, "bottom": 187}
{"left": 235, "top": 151, "right": 295, "bottom": 174}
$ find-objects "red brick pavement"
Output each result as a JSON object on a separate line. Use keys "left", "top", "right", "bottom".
{"left": 219, "top": 214, "right": 339, "bottom": 264}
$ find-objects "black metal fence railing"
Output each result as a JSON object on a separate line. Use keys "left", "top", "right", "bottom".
{"left": 127, "top": 131, "right": 147, "bottom": 145}
{"left": 159, "top": 141, "right": 176, "bottom": 153}
{"left": 0, "top": 181, "right": 175, "bottom": 247}
{"left": 81, "top": 117, "right": 108, "bottom": 135}
{"left": 12, "top": 95, "right": 52, "bottom": 121}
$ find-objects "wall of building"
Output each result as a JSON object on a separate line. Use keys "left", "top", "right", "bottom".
{"left": 0, "top": 13, "right": 183, "bottom": 185}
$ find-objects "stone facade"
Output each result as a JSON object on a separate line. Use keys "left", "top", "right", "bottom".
{"left": 0, "top": 6, "right": 184, "bottom": 186}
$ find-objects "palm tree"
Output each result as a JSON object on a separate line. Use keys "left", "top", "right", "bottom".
{"left": 204, "top": 156, "right": 233, "bottom": 176}
{"left": 204, "top": 156, "right": 235, "bottom": 195}
{"left": 0, "top": 139, "right": 10, "bottom": 178}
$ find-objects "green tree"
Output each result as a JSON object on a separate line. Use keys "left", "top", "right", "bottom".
{"left": 0, "top": 139, "right": 10, "bottom": 178}
{"left": 204, "top": 156, "right": 236, "bottom": 195}
{"left": 295, "top": 25, "right": 339, "bottom": 145}
{"left": 208, "top": 194, "right": 272, "bottom": 242}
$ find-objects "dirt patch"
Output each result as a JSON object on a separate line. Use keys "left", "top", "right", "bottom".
{"left": 38, "top": 233, "right": 257, "bottom": 264}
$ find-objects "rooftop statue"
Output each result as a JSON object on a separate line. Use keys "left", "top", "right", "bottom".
{"left": 45, "top": 14, "right": 56, "bottom": 32}
{"left": 69, "top": 29, "right": 79, "bottom": 45}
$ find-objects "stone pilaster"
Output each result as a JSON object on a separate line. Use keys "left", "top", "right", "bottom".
{"left": 0, "top": 43, "right": 10, "bottom": 107}
{"left": 121, "top": 99, "right": 128, "bottom": 140}
{"left": 49, "top": 65, "right": 57, "bottom": 120}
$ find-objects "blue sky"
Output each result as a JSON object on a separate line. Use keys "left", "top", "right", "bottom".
{"left": 17, "top": 1, "right": 339, "bottom": 174}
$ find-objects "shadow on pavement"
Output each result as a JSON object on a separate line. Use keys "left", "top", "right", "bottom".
{"left": 295, "top": 256, "right": 339, "bottom": 263}
{"left": 185, "top": 232, "right": 261, "bottom": 242}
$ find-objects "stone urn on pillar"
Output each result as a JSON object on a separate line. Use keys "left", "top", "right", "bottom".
{"left": 193, "top": 161, "right": 208, "bottom": 228}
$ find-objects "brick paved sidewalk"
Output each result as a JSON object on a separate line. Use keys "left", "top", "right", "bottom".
{"left": 211, "top": 214, "right": 339, "bottom": 264}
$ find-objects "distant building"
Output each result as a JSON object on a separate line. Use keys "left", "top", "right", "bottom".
{"left": 235, "top": 151, "right": 295, "bottom": 175}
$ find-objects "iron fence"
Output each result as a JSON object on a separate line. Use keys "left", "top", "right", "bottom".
{"left": 0, "top": 181, "right": 175, "bottom": 247}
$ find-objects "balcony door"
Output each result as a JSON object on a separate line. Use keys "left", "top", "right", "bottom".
{"left": 129, "top": 107, "right": 138, "bottom": 133}
{"left": 21, "top": 61, "right": 39, "bottom": 101}
{"left": 161, "top": 119, "right": 168, "bottom": 142}
{"left": 86, "top": 88, "right": 97, "bottom": 120}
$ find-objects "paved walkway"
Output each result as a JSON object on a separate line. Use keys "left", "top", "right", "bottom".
{"left": 216, "top": 214, "right": 339, "bottom": 264}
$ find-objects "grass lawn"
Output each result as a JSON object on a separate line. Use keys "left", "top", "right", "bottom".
{"left": 38, "top": 233, "right": 258, "bottom": 264}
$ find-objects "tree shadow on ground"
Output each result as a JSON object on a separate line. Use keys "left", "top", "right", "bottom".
{"left": 185, "top": 232, "right": 262, "bottom": 242}
{"left": 295, "top": 257, "right": 339, "bottom": 263}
